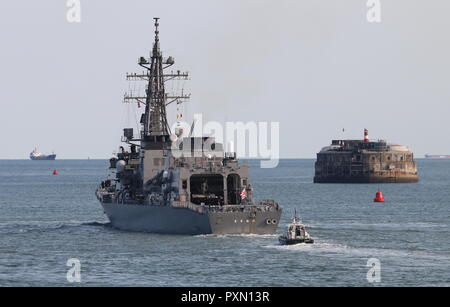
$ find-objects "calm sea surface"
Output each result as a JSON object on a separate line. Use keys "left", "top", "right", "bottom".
{"left": 0, "top": 159, "right": 449, "bottom": 286}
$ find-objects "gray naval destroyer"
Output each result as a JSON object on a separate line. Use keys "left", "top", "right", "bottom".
{"left": 95, "top": 18, "right": 282, "bottom": 235}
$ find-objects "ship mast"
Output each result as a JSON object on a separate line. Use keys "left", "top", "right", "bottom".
{"left": 145, "top": 18, "right": 167, "bottom": 136}
{"left": 124, "top": 18, "right": 190, "bottom": 139}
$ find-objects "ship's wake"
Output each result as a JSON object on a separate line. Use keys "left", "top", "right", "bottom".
{"left": 262, "top": 240, "right": 450, "bottom": 263}
{"left": 263, "top": 241, "right": 347, "bottom": 252}
{"left": 310, "top": 221, "right": 447, "bottom": 232}
{"left": 0, "top": 220, "right": 112, "bottom": 234}
{"left": 81, "top": 221, "right": 111, "bottom": 227}
{"left": 194, "top": 233, "right": 279, "bottom": 239}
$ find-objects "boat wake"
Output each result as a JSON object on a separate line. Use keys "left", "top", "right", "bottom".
{"left": 262, "top": 239, "right": 450, "bottom": 264}
{"left": 0, "top": 220, "right": 111, "bottom": 234}
{"left": 263, "top": 240, "right": 347, "bottom": 252}
{"left": 194, "top": 233, "right": 278, "bottom": 239}
{"left": 311, "top": 221, "right": 447, "bottom": 232}
{"left": 81, "top": 221, "right": 111, "bottom": 227}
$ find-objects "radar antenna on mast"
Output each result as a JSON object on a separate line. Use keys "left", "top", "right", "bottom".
{"left": 122, "top": 18, "right": 190, "bottom": 139}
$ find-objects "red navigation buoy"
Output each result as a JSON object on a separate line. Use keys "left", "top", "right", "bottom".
{"left": 53, "top": 169, "right": 59, "bottom": 175}
{"left": 374, "top": 190, "right": 385, "bottom": 202}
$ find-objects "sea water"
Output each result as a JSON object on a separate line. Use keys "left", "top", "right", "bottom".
{"left": 0, "top": 159, "right": 449, "bottom": 286}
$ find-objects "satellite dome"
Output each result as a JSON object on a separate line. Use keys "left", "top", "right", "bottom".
{"left": 116, "top": 160, "right": 126, "bottom": 173}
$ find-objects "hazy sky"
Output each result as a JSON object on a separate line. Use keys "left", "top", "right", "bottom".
{"left": 0, "top": 0, "right": 449, "bottom": 159}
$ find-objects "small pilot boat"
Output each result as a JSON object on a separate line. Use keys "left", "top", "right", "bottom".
{"left": 278, "top": 210, "right": 314, "bottom": 245}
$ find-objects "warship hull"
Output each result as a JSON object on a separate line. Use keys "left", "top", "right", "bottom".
{"left": 101, "top": 202, "right": 281, "bottom": 235}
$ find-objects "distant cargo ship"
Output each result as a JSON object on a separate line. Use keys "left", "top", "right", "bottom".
{"left": 425, "top": 154, "right": 450, "bottom": 159}
{"left": 30, "top": 148, "right": 56, "bottom": 160}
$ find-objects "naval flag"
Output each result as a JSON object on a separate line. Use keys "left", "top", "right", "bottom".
{"left": 240, "top": 188, "right": 247, "bottom": 200}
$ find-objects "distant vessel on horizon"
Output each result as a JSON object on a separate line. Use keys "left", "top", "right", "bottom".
{"left": 425, "top": 154, "right": 450, "bottom": 159}
{"left": 30, "top": 148, "right": 56, "bottom": 160}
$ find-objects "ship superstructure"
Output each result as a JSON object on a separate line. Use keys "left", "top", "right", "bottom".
{"left": 95, "top": 18, "right": 282, "bottom": 234}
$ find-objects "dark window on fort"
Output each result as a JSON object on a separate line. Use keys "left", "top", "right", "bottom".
{"left": 182, "top": 180, "right": 187, "bottom": 189}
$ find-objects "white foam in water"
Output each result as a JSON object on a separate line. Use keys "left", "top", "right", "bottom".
{"left": 263, "top": 240, "right": 349, "bottom": 252}
{"left": 195, "top": 233, "right": 278, "bottom": 239}
{"left": 0, "top": 220, "right": 109, "bottom": 234}
{"left": 309, "top": 221, "right": 448, "bottom": 233}
{"left": 263, "top": 239, "right": 450, "bottom": 264}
